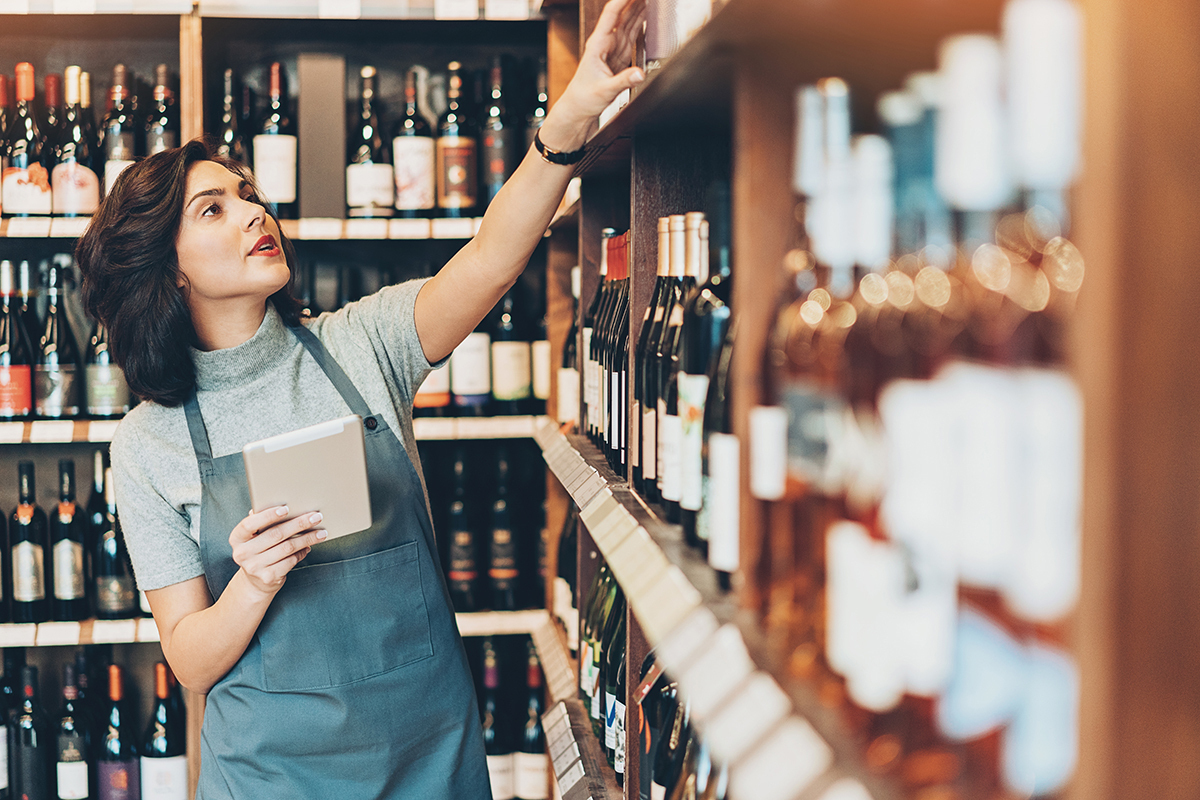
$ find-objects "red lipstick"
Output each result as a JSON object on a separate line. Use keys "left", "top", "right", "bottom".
{"left": 250, "top": 234, "right": 281, "bottom": 257}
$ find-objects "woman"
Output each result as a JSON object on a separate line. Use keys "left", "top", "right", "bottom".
{"left": 76, "top": 2, "right": 644, "bottom": 796}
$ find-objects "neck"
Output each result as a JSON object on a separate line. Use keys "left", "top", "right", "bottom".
{"left": 190, "top": 299, "right": 269, "bottom": 352}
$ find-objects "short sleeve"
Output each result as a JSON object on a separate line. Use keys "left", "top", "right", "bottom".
{"left": 109, "top": 420, "right": 204, "bottom": 591}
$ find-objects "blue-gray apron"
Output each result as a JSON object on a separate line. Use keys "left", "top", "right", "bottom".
{"left": 183, "top": 322, "right": 492, "bottom": 800}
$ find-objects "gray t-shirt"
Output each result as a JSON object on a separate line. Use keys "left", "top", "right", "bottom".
{"left": 110, "top": 279, "right": 438, "bottom": 591}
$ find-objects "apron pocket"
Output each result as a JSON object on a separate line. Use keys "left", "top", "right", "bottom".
{"left": 257, "top": 540, "right": 434, "bottom": 692}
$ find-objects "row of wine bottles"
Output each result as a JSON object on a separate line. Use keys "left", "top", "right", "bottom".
{"left": 475, "top": 637, "right": 549, "bottom": 800}
{"left": 0, "top": 454, "right": 139, "bottom": 624}
{"left": 0, "top": 63, "right": 178, "bottom": 217}
{"left": 0, "top": 650, "right": 186, "bottom": 800}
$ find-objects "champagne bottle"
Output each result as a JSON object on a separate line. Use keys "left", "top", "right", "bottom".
{"left": 52, "top": 66, "right": 101, "bottom": 218}
{"left": 4, "top": 63, "right": 53, "bottom": 217}
{"left": 11, "top": 462, "right": 48, "bottom": 624}
{"left": 392, "top": 67, "right": 436, "bottom": 218}
{"left": 524, "top": 57, "right": 547, "bottom": 151}
{"left": 450, "top": 326, "right": 491, "bottom": 416}
{"left": 0, "top": 260, "right": 34, "bottom": 420}
{"left": 94, "top": 468, "right": 135, "bottom": 620}
{"left": 480, "top": 57, "right": 516, "bottom": 208}
{"left": 513, "top": 640, "right": 548, "bottom": 800}
{"left": 35, "top": 259, "right": 83, "bottom": 419}
{"left": 556, "top": 266, "right": 581, "bottom": 427}
{"left": 488, "top": 449, "right": 518, "bottom": 611}
{"left": 216, "top": 69, "right": 248, "bottom": 164}
{"left": 56, "top": 663, "right": 91, "bottom": 800}
{"left": 100, "top": 65, "right": 137, "bottom": 196}
{"left": 51, "top": 460, "right": 87, "bottom": 622}
{"left": 86, "top": 320, "right": 131, "bottom": 418}
{"left": 481, "top": 638, "right": 514, "bottom": 800}
{"left": 346, "top": 66, "right": 393, "bottom": 219}
{"left": 491, "top": 287, "right": 532, "bottom": 416}
{"left": 254, "top": 62, "right": 298, "bottom": 219}
{"left": 436, "top": 61, "right": 478, "bottom": 218}
{"left": 97, "top": 665, "right": 138, "bottom": 800}
{"left": 13, "top": 665, "right": 51, "bottom": 800}
{"left": 446, "top": 448, "right": 477, "bottom": 612}
{"left": 140, "top": 662, "right": 186, "bottom": 800}
{"left": 145, "top": 64, "right": 179, "bottom": 156}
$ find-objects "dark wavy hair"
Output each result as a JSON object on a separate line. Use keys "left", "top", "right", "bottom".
{"left": 76, "top": 138, "right": 303, "bottom": 408}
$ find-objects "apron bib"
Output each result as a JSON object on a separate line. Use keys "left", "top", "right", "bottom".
{"left": 185, "top": 323, "right": 491, "bottom": 800}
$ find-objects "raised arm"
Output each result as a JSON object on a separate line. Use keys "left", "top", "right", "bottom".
{"left": 414, "top": 0, "right": 646, "bottom": 363}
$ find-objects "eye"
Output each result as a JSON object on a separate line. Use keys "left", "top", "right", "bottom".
{"left": 241, "top": 190, "right": 262, "bottom": 206}
{"left": 201, "top": 202, "right": 221, "bottom": 217}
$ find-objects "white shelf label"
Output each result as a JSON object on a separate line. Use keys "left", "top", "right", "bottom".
{"left": 557, "top": 759, "right": 585, "bottom": 793}
{"left": 431, "top": 217, "right": 475, "bottom": 238}
{"left": 91, "top": 618, "right": 138, "bottom": 643}
{"left": 0, "top": 423, "right": 25, "bottom": 443}
{"left": 484, "top": 0, "right": 526, "bottom": 18}
{"left": 30, "top": 420, "right": 76, "bottom": 443}
{"left": 389, "top": 218, "right": 432, "bottom": 239}
{"left": 137, "top": 617, "right": 161, "bottom": 642}
{"left": 815, "top": 778, "right": 875, "bottom": 800}
{"left": 318, "top": 0, "right": 360, "bottom": 16}
{"left": 7, "top": 217, "right": 52, "bottom": 237}
{"left": 728, "top": 718, "right": 832, "bottom": 800}
{"left": 552, "top": 744, "right": 581, "bottom": 777}
{"left": 656, "top": 606, "right": 719, "bottom": 674}
{"left": 36, "top": 621, "right": 81, "bottom": 646}
{"left": 87, "top": 420, "right": 121, "bottom": 442}
{"left": 678, "top": 624, "right": 755, "bottom": 722}
{"left": 344, "top": 218, "right": 388, "bottom": 239}
{"left": 297, "top": 218, "right": 344, "bottom": 239}
{"left": 413, "top": 418, "right": 457, "bottom": 440}
{"left": 53, "top": 0, "right": 96, "bottom": 12}
{"left": 50, "top": 217, "right": 90, "bottom": 238}
{"left": 0, "top": 624, "right": 37, "bottom": 646}
{"left": 544, "top": 702, "right": 570, "bottom": 730}
{"left": 0, "top": 0, "right": 31, "bottom": 12}
{"left": 705, "top": 672, "right": 792, "bottom": 765}
{"left": 638, "top": 566, "right": 703, "bottom": 644}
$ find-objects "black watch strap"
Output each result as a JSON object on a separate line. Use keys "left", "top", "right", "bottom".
{"left": 533, "top": 129, "right": 587, "bottom": 166}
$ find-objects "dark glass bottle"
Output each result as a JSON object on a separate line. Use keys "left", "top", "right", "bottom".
{"left": 556, "top": 266, "right": 581, "bottom": 428}
{"left": 51, "top": 460, "right": 88, "bottom": 622}
{"left": 700, "top": 320, "right": 738, "bottom": 591}
{"left": 480, "top": 57, "right": 517, "bottom": 208}
{"left": 97, "top": 664, "right": 138, "bottom": 800}
{"left": 1, "top": 649, "right": 25, "bottom": 799}
{"left": 607, "top": 237, "right": 630, "bottom": 473}
{"left": 582, "top": 230, "right": 614, "bottom": 442}
{"left": 450, "top": 323, "right": 492, "bottom": 417}
{"left": 446, "top": 448, "right": 477, "bottom": 612}
{"left": 436, "top": 61, "right": 477, "bottom": 219}
{"left": 11, "top": 461, "right": 49, "bottom": 624}
{"left": 603, "top": 609, "right": 626, "bottom": 768}
{"left": 216, "top": 69, "right": 248, "bottom": 164}
{"left": 0, "top": 74, "right": 8, "bottom": 140}
{"left": 42, "top": 74, "right": 64, "bottom": 163}
{"left": 17, "top": 260, "right": 39, "bottom": 346}
{"left": 35, "top": 259, "right": 82, "bottom": 419}
{"left": 578, "top": 563, "right": 613, "bottom": 711}
{"left": 53, "top": 66, "right": 101, "bottom": 218}
{"left": 346, "top": 66, "right": 393, "bottom": 219}
{"left": 513, "top": 640, "right": 547, "bottom": 800}
{"left": 94, "top": 468, "right": 135, "bottom": 620}
{"left": 490, "top": 287, "right": 531, "bottom": 416}
{"left": 488, "top": 449, "right": 518, "bottom": 611}
{"left": 254, "top": 62, "right": 298, "bottom": 219}
{"left": 0, "top": 259, "right": 34, "bottom": 420}
{"left": 650, "top": 217, "right": 686, "bottom": 503}
{"left": 552, "top": 510, "right": 578, "bottom": 656}
{"left": 592, "top": 586, "right": 622, "bottom": 745}
{"left": 392, "top": 67, "right": 435, "bottom": 218}
{"left": 480, "top": 638, "right": 513, "bottom": 800}
{"left": 100, "top": 64, "right": 138, "bottom": 197}
{"left": 56, "top": 663, "right": 91, "bottom": 800}
{"left": 524, "top": 57, "right": 547, "bottom": 151}
{"left": 85, "top": 451, "right": 106, "bottom": 597}
{"left": 139, "top": 662, "right": 186, "bottom": 799}
{"left": 86, "top": 320, "right": 131, "bottom": 418}
{"left": 13, "top": 665, "right": 51, "bottom": 800}
{"left": 145, "top": 64, "right": 179, "bottom": 156}
{"left": 78, "top": 72, "right": 98, "bottom": 163}
{"left": 650, "top": 684, "right": 687, "bottom": 799}
{"left": 4, "top": 63, "right": 52, "bottom": 217}
{"left": 633, "top": 218, "right": 672, "bottom": 493}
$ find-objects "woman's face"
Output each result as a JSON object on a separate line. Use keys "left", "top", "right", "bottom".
{"left": 175, "top": 160, "right": 290, "bottom": 307}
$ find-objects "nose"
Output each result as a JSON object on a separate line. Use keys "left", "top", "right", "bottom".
{"left": 240, "top": 193, "right": 267, "bottom": 231}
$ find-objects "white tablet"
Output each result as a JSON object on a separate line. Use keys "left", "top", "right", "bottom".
{"left": 243, "top": 415, "right": 373, "bottom": 541}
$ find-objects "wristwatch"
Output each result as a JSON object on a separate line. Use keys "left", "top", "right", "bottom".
{"left": 533, "top": 129, "right": 587, "bottom": 166}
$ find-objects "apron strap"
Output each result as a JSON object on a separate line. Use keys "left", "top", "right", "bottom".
{"left": 288, "top": 323, "right": 374, "bottom": 420}
{"left": 183, "top": 392, "right": 215, "bottom": 473}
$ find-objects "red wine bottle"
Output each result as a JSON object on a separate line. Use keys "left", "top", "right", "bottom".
{"left": 254, "top": 62, "right": 298, "bottom": 219}
{"left": 346, "top": 66, "right": 393, "bottom": 219}
{"left": 56, "top": 662, "right": 91, "bottom": 800}
{"left": 481, "top": 638, "right": 514, "bottom": 800}
{"left": 491, "top": 287, "right": 532, "bottom": 416}
{"left": 100, "top": 64, "right": 138, "bottom": 196}
{"left": 53, "top": 66, "right": 101, "bottom": 218}
{"left": 436, "top": 61, "right": 478, "bottom": 218}
{"left": 94, "top": 468, "right": 135, "bottom": 620}
{"left": 11, "top": 462, "right": 48, "bottom": 623}
{"left": 145, "top": 63, "right": 179, "bottom": 156}
{"left": 0, "top": 259, "right": 34, "bottom": 420}
{"left": 3, "top": 63, "right": 52, "bottom": 217}
{"left": 480, "top": 56, "right": 516, "bottom": 208}
{"left": 42, "top": 73, "right": 64, "bottom": 155}
{"left": 488, "top": 448, "right": 518, "bottom": 611}
{"left": 513, "top": 640, "right": 548, "bottom": 800}
{"left": 216, "top": 69, "right": 248, "bottom": 164}
{"left": 446, "top": 448, "right": 477, "bottom": 612}
{"left": 98, "top": 664, "right": 138, "bottom": 800}
{"left": 13, "top": 665, "right": 51, "bottom": 800}
{"left": 139, "top": 662, "right": 187, "bottom": 799}
{"left": 392, "top": 68, "right": 435, "bottom": 218}
{"left": 87, "top": 319, "right": 131, "bottom": 418}
{"left": 35, "top": 259, "right": 82, "bottom": 419}
{"left": 51, "top": 459, "right": 88, "bottom": 622}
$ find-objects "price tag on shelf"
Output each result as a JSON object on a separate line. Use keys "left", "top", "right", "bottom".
{"left": 678, "top": 624, "right": 755, "bottom": 722}
{"left": 0, "top": 0, "right": 31, "bottom": 12}
{"left": 490, "top": 415, "right": 537, "bottom": 438}
{"left": 656, "top": 606, "right": 719, "bottom": 674}
{"left": 91, "top": 619, "right": 137, "bottom": 644}
{"left": 544, "top": 702, "right": 570, "bottom": 731}
{"left": 0, "top": 423, "right": 25, "bottom": 443}
{"left": 579, "top": 492, "right": 618, "bottom": 532}
{"left": 557, "top": 759, "right": 585, "bottom": 793}
{"left": 36, "top": 621, "right": 81, "bottom": 646}
{"left": 297, "top": 218, "right": 344, "bottom": 239}
{"left": 7, "top": 217, "right": 51, "bottom": 237}
{"left": 53, "top": 0, "right": 96, "bottom": 12}
{"left": 87, "top": 420, "right": 121, "bottom": 442}
{"left": 573, "top": 474, "right": 609, "bottom": 512}
{"left": 50, "top": 217, "right": 90, "bottom": 238}
{"left": 610, "top": 530, "right": 667, "bottom": 599}
{"left": 560, "top": 463, "right": 593, "bottom": 495}
{"left": 413, "top": 418, "right": 456, "bottom": 440}
{"left": 431, "top": 217, "right": 475, "bottom": 238}
{"left": 30, "top": 421, "right": 76, "bottom": 443}
{"left": 318, "top": 0, "right": 360, "bottom": 16}
{"left": 484, "top": 0, "right": 526, "bottom": 18}
{"left": 137, "top": 617, "right": 161, "bottom": 642}
{"left": 543, "top": 711, "right": 570, "bottom": 744}
{"left": 0, "top": 624, "right": 37, "bottom": 647}
{"left": 388, "top": 218, "right": 432, "bottom": 239}
{"left": 549, "top": 733, "right": 577, "bottom": 769}
{"left": 637, "top": 566, "right": 704, "bottom": 645}
{"left": 344, "top": 218, "right": 388, "bottom": 239}
{"left": 729, "top": 717, "right": 832, "bottom": 800}
{"left": 705, "top": 672, "right": 792, "bottom": 765}
{"left": 814, "top": 778, "right": 875, "bottom": 800}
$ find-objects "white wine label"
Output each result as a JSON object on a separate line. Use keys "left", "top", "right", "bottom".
{"left": 51, "top": 162, "right": 100, "bottom": 216}
{"left": 2, "top": 166, "right": 53, "bottom": 215}
{"left": 581, "top": 328, "right": 594, "bottom": 427}
{"left": 605, "top": 690, "right": 618, "bottom": 749}
{"left": 252, "top": 134, "right": 298, "bottom": 204}
{"left": 392, "top": 136, "right": 436, "bottom": 211}
{"left": 86, "top": 364, "right": 131, "bottom": 416}
{"left": 0, "top": 727, "right": 7, "bottom": 790}
{"left": 677, "top": 372, "right": 709, "bottom": 511}
{"left": 642, "top": 408, "right": 657, "bottom": 480}
{"left": 450, "top": 332, "right": 492, "bottom": 396}
{"left": 486, "top": 753, "right": 515, "bottom": 800}
{"left": 704, "top": 432, "right": 740, "bottom": 572}
{"left": 491, "top": 341, "right": 532, "bottom": 400}
{"left": 104, "top": 159, "right": 135, "bottom": 195}
{"left": 556, "top": 367, "right": 579, "bottom": 425}
{"left": 660, "top": 414, "right": 683, "bottom": 502}
{"left": 613, "top": 698, "right": 627, "bottom": 775}
{"left": 346, "top": 162, "right": 394, "bottom": 215}
{"left": 630, "top": 400, "right": 640, "bottom": 468}
{"left": 56, "top": 760, "right": 88, "bottom": 799}
{"left": 748, "top": 405, "right": 787, "bottom": 500}
{"left": 35, "top": 365, "right": 81, "bottom": 418}
{"left": 532, "top": 340, "right": 551, "bottom": 400}
{"left": 513, "top": 752, "right": 549, "bottom": 799}
{"left": 140, "top": 754, "right": 188, "bottom": 799}
{"left": 12, "top": 540, "right": 44, "bottom": 602}
{"left": 436, "top": 136, "right": 478, "bottom": 208}
{"left": 610, "top": 372, "right": 620, "bottom": 452}
{"left": 53, "top": 539, "right": 84, "bottom": 600}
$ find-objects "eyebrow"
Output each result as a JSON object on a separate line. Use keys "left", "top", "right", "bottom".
{"left": 186, "top": 179, "right": 251, "bottom": 211}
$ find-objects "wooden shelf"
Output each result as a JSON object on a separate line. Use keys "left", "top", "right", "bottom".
{"left": 543, "top": 698, "right": 621, "bottom": 800}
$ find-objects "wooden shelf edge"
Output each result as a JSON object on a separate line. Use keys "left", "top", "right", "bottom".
{"left": 0, "top": 617, "right": 162, "bottom": 648}
{"left": 454, "top": 608, "right": 550, "bottom": 637}
{"left": 543, "top": 698, "right": 622, "bottom": 800}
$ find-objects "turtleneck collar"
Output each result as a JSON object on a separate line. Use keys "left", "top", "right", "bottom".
{"left": 191, "top": 304, "right": 294, "bottom": 392}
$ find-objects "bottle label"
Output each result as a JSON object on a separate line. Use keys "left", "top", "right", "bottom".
{"left": 630, "top": 400, "right": 640, "bottom": 468}
{"left": 677, "top": 372, "right": 709, "bottom": 512}
{"left": 86, "top": 363, "right": 132, "bottom": 416}
{"left": 513, "top": 751, "right": 549, "bottom": 800}
{"left": 748, "top": 405, "right": 788, "bottom": 500}
{"left": 2, "top": 166, "right": 53, "bottom": 215}
{"left": 147, "top": 129, "right": 178, "bottom": 156}
{"left": 96, "top": 571, "right": 136, "bottom": 615}
{"left": 781, "top": 378, "right": 846, "bottom": 494}
{"left": 556, "top": 367, "right": 579, "bottom": 425}
{"left": 613, "top": 698, "right": 626, "bottom": 775}
{"left": 491, "top": 341, "right": 532, "bottom": 401}
{"left": 702, "top": 432, "right": 741, "bottom": 572}
{"left": 252, "top": 134, "right": 298, "bottom": 204}
{"left": 656, "top": 399, "right": 667, "bottom": 490}
{"left": 590, "top": 677, "right": 601, "bottom": 720}
{"left": 481, "top": 128, "right": 512, "bottom": 203}
{"left": 99, "top": 759, "right": 140, "bottom": 800}
{"left": 140, "top": 754, "right": 188, "bottom": 799}
{"left": 13, "top": 540, "right": 45, "bottom": 602}
{"left": 448, "top": 529, "right": 477, "bottom": 588}
{"left": 581, "top": 328, "right": 594, "bottom": 428}
{"left": 605, "top": 690, "right": 618, "bottom": 748}
{"left": 104, "top": 158, "right": 136, "bottom": 196}
{"left": 436, "top": 136, "right": 478, "bottom": 209}
{"left": 56, "top": 759, "right": 89, "bottom": 799}
{"left": 486, "top": 753, "right": 515, "bottom": 800}
{"left": 392, "top": 136, "right": 436, "bottom": 211}
{"left": 0, "top": 364, "right": 33, "bottom": 418}
{"left": 489, "top": 528, "right": 518, "bottom": 589}
{"left": 0, "top": 726, "right": 7, "bottom": 790}
{"left": 51, "top": 162, "right": 101, "bottom": 216}
{"left": 414, "top": 362, "right": 451, "bottom": 409}
{"left": 53, "top": 538, "right": 85, "bottom": 600}
{"left": 609, "top": 372, "right": 620, "bottom": 452}
{"left": 35, "top": 364, "right": 81, "bottom": 418}
{"left": 661, "top": 414, "right": 683, "bottom": 502}
{"left": 449, "top": 332, "right": 491, "bottom": 397}
{"left": 553, "top": 576, "right": 579, "bottom": 651}
{"left": 531, "top": 339, "right": 551, "bottom": 401}
{"left": 105, "top": 130, "right": 135, "bottom": 162}
{"left": 346, "top": 162, "right": 395, "bottom": 216}
{"left": 642, "top": 408, "right": 657, "bottom": 481}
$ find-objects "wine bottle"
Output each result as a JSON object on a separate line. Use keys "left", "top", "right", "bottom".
{"left": 0, "top": 259, "right": 34, "bottom": 420}
{"left": 72, "top": 651, "right": 97, "bottom": 761}
{"left": 86, "top": 451, "right": 105, "bottom": 594}
{"left": 97, "top": 665, "right": 138, "bottom": 800}
{"left": 552, "top": 510, "right": 578, "bottom": 655}
{"left": 491, "top": 287, "right": 532, "bottom": 416}
{"left": 78, "top": 71, "right": 98, "bottom": 165}
{"left": 446, "top": 448, "right": 477, "bottom": 612}
{"left": 56, "top": 663, "right": 90, "bottom": 800}
{"left": 658, "top": 214, "right": 698, "bottom": 523}
{"left": 633, "top": 218, "right": 671, "bottom": 494}
{"left": 95, "top": 468, "right": 135, "bottom": 620}
{"left": 145, "top": 64, "right": 179, "bottom": 156}
{"left": 650, "top": 217, "right": 685, "bottom": 502}
{"left": 0, "top": 654, "right": 11, "bottom": 800}
{"left": 531, "top": 314, "right": 551, "bottom": 411}
{"left": 52, "top": 66, "right": 101, "bottom": 218}
{"left": 606, "top": 235, "right": 630, "bottom": 472}
{"left": 592, "top": 235, "right": 616, "bottom": 450}
{"left": 414, "top": 361, "right": 452, "bottom": 417}
{"left": 489, "top": 448, "right": 518, "bottom": 611}
{"left": 450, "top": 328, "right": 491, "bottom": 416}
{"left": 86, "top": 320, "right": 131, "bottom": 418}
{"left": 677, "top": 211, "right": 715, "bottom": 546}
{"left": 480, "top": 57, "right": 517, "bottom": 208}
{"left": 700, "top": 321, "right": 738, "bottom": 590}
{"left": 436, "top": 61, "right": 478, "bottom": 218}
{"left": 215, "top": 69, "right": 248, "bottom": 164}
{"left": 4, "top": 63, "right": 53, "bottom": 217}
{"left": 13, "top": 665, "right": 51, "bottom": 800}
{"left": 35, "top": 259, "right": 83, "bottom": 419}
{"left": 254, "top": 62, "right": 298, "bottom": 219}
{"left": 1, "top": 650, "right": 23, "bottom": 800}
{"left": 556, "top": 266, "right": 581, "bottom": 428}
{"left": 392, "top": 67, "right": 436, "bottom": 218}
{"left": 346, "top": 66, "right": 393, "bottom": 219}
{"left": 524, "top": 57, "right": 547, "bottom": 151}
{"left": 590, "top": 585, "right": 622, "bottom": 741}
{"left": 100, "top": 65, "right": 137, "bottom": 196}
{"left": 42, "top": 73, "right": 64, "bottom": 163}
{"left": 513, "top": 640, "right": 547, "bottom": 800}
{"left": 603, "top": 610, "right": 626, "bottom": 767}
{"left": 650, "top": 692, "right": 688, "bottom": 800}
{"left": 584, "top": 230, "right": 615, "bottom": 442}
{"left": 613, "top": 648, "right": 628, "bottom": 785}
{"left": 140, "top": 662, "right": 186, "bottom": 800}
{"left": 17, "top": 260, "right": 40, "bottom": 346}
{"left": 481, "top": 638, "right": 514, "bottom": 800}
{"left": 51, "top": 460, "right": 87, "bottom": 622}
{"left": 12, "top": 461, "right": 48, "bottom": 624}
